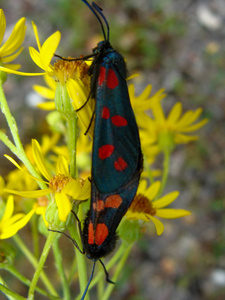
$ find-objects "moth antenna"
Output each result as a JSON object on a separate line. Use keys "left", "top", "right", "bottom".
{"left": 92, "top": 2, "right": 110, "bottom": 41}
{"left": 81, "top": 260, "right": 97, "bottom": 300}
{"left": 81, "top": 0, "right": 107, "bottom": 41}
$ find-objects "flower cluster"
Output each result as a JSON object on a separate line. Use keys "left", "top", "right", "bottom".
{"left": 0, "top": 8, "right": 208, "bottom": 300}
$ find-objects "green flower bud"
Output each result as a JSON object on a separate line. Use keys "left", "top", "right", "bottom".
{"left": 118, "top": 219, "right": 144, "bottom": 243}
{"left": 45, "top": 201, "right": 72, "bottom": 231}
{"left": 55, "top": 84, "right": 76, "bottom": 119}
{"left": 0, "top": 61, "right": 7, "bottom": 84}
{"left": 158, "top": 131, "right": 175, "bottom": 152}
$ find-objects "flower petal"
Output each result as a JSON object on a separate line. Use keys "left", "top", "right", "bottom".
{"left": 167, "top": 102, "right": 182, "bottom": 124}
{"left": 33, "top": 85, "right": 55, "bottom": 100}
{"left": 31, "top": 21, "right": 41, "bottom": 51}
{"left": 32, "top": 139, "right": 52, "bottom": 180}
{"left": 55, "top": 192, "right": 71, "bottom": 222}
{"left": 156, "top": 208, "right": 191, "bottom": 219}
{"left": 0, "top": 208, "right": 35, "bottom": 239}
{"left": 1, "top": 195, "right": 14, "bottom": 222}
{"left": 62, "top": 179, "right": 90, "bottom": 200}
{"left": 0, "top": 66, "right": 45, "bottom": 76}
{"left": 56, "top": 155, "right": 69, "bottom": 176}
{"left": 1, "top": 47, "right": 23, "bottom": 63}
{"left": 4, "top": 188, "right": 51, "bottom": 198}
{"left": 40, "top": 31, "right": 61, "bottom": 70}
{"left": 0, "top": 17, "right": 26, "bottom": 56}
{"left": 154, "top": 191, "right": 179, "bottom": 208}
{"left": 0, "top": 9, "right": 6, "bottom": 46}
{"left": 148, "top": 215, "right": 164, "bottom": 235}
{"left": 37, "top": 101, "right": 56, "bottom": 110}
{"left": 145, "top": 181, "right": 161, "bottom": 200}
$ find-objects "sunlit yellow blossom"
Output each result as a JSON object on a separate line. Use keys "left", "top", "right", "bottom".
{"left": 126, "top": 180, "right": 191, "bottom": 235}
{"left": 0, "top": 22, "right": 94, "bottom": 136}
{"left": 4, "top": 139, "right": 91, "bottom": 222}
{"left": 0, "top": 10, "right": 26, "bottom": 70}
{"left": 139, "top": 101, "right": 208, "bottom": 154}
{"left": 129, "top": 84, "right": 166, "bottom": 113}
{"left": 0, "top": 196, "right": 34, "bottom": 239}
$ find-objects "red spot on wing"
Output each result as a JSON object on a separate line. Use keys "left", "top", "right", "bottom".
{"left": 106, "top": 69, "right": 119, "bottom": 89}
{"left": 95, "top": 224, "right": 108, "bottom": 245}
{"left": 93, "top": 200, "right": 105, "bottom": 212}
{"left": 114, "top": 157, "right": 128, "bottom": 171}
{"left": 99, "top": 144, "right": 114, "bottom": 159}
{"left": 88, "top": 223, "right": 94, "bottom": 245}
{"left": 98, "top": 67, "right": 106, "bottom": 86}
{"left": 105, "top": 194, "right": 122, "bottom": 208}
{"left": 111, "top": 115, "right": 128, "bottom": 127}
{"left": 102, "top": 106, "right": 110, "bottom": 119}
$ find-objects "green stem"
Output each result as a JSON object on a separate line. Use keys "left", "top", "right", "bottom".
{"left": 0, "top": 84, "right": 47, "bottom": 191}
{"left": 27, "top": 231, "right": 58, "bottom": 300}
{"left": 0, "top": 265, "right": 61, "bottom": 300}
{"left": 67, "top": 114, "right": 78, "bottom": 179}
{"left": 13, "top": 234, "right": 58, "bottom": 296}
{"left": 101, "top": 243, "right": 133, "bottom": 300}
{"left": 69, "top": 217, "right": 89, "bottom": 300}
{"left": 0, "top": 275, "right": 18, "bottom": 300}
{"left": 158, "top": 148, "right": 171, "bottom": 197}
{"left": 31, "top": 214, "right": 39, "bottom": 259}
{"left": 52, "top": 239, "right": 71, "bottom": 300}
{"left": 0, "top": 132, "right": 18, "bottom": 155}
{"left": 0, "top": 283, "right": 26, "bottom": 300}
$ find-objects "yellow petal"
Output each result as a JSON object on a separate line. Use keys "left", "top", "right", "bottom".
{"left": 179, "top": 118, "right": 208, "bottom": 133}
{"left": 36, "top": 101, "right": 56, "bottom": 110}
{"left": 137, "top": 179, "right": 147, "bottom": 194}
{"left": 3, "top": 213, "right": 25, "bottom": 227}
{"left": 4, "top": 188, "right": 51, "bottom": 198}
{"left": 1, "top": 47, "right": 23, "bottom": 63}
{"left": 175, "top": 133, "right": 198, "bottom": 144}
{"left": 40, "top": 31, "right": 61, "bottom": 70}
{"left": 4, "top": 154, "right": 47, "bottom": 183}
{"left": 1, "top": 195, "right": 14, "bottom": 222}
{"left": 0, "top": 17, "right": 26, "bottom": 56}
{"left": 0, "top": 9, "right": 6, "bottom": 46}
{"left": 55, "top": 192, "right": 71, "bottom": 222}
{"left": 0, "top": 209, "right": 35, "bottom": 239}
{"left": 33, "top": 85, "right": 55, "bottom": 99}
{"left": 3, "top": 64, "right": 21, "bottom": 71}
{"left": 56, "top": 155, "right": 69, "bottom": 176}
{"left": 167, "top": 102, "right": 182, "bottom": 124}
{"left": 62, "top": 179, "right": 90, "bottom": 200}
{"left": 156, "top": 208, "right": 191, "bottom": 219}
{"left": 145, "top": 181, "right": 161, "bottom": 200}
{"left": 29, "top": 47, "right": 44, "bottom": 70}
{"left": 148, "top": 215, "right": 164, "bottom": 235}
{"left": 31, "top": 21, "right": 41, "bottom": 51}
{"left": 154, "top": 191, "right": 179, "bottom": 208}
{"left": 0, "top": 66, "right": 45, "bottom": 76}
{"left": 32, "top": 139, "right": 52, "bottom": 181}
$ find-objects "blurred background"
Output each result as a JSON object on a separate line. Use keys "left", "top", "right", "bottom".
{"left": 0, "top": 0, "right": 224, "bottom": 299}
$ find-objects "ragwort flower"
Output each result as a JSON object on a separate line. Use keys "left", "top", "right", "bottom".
{"left": 0, "top": 196, "right": 33, "bottom": 239}
{"left": 4, "top": 139, "right": 90, "bottom": 222}
{"left": 126, "top": 180, "right": 191, "bottom": 235}
{"left": 0, "top": 22, "right": 94, "bottom": 136}
{"left": 139, "top": 100, "right": 208, "bottom": 154}
{"left": 0, "top": 10, "right": 26, "bottom": 71}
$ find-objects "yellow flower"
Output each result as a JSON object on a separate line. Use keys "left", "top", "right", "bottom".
{"left": 0, "top": 196, "right": 34, "bottom": 239}
{"left": 139, "top": 101, "right": 208, "bottom": 154}
{"left": 0, "top": 10, "right": 26, "bottom": 70}
{"left": 0, "top": 22, "right": 94, "bottom": 136}
{"left": 126, "top": 180, "right": 191, "bottom": 235}
{"left": 4, "top": 139, "right": 91, "bottom": 222}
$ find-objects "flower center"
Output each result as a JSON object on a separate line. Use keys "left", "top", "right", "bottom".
{"left": 37, "top": 196, "right": 49, "bottom": 207}
{"left": 52, "top": 57, "right": 90, "bottom": 87}
{"left": 130, "top": 194, "right": 157, "bottom": 216}
{"left": 49, "top": 174, "right": 72, "bottom": 193}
